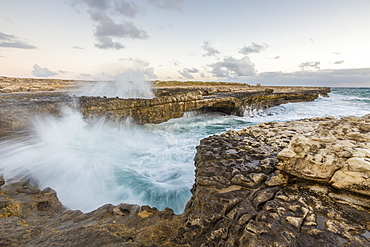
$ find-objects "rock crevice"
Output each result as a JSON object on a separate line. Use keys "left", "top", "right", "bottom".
{"left": 2, "top": 115, "right": 370, "bottom": 246}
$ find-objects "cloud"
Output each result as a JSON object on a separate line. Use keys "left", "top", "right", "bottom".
{"left": 143, "top": 67, "right": 157, "bottom": 79}
{"left": 81, "top": 73, "right": 92, "bottom": 77}
{"left": 299, "top": 61, "right": 320, "bottom": 71}
{"left": 179, "top": 67, "right": 199, "bottom": 79}
{"left": 67, "top": 0, "right": 148, "bottom": 50}
{"left": 239, "top": 42, "right": 268, "bottom": 55}
{"left": 148, "top": 0, "right": 184, "bottom": 11}
{"left": 114, "top": 0, "right": 138, "bottom": 17}
{"left": 173, "top": 59, "right": 180, "bottom": 66}
{"left": 72, "top": 46, "right": 84, "bottom": 49}
{"left": 0, "top": 32, "right": 37, "bottom": 49}
{"left": 32, "top": 64, "right": 59, "bottom": 77}
{"left": 89, "top": 10, "right": 148, "bottom": 49}
{"left": 57, "top": 70, "right": 70, "bottom": 74}
{"left": 209, "top": 56, "right": 256, "bottom": 78}
{"left": 202, "top": 41, "right": 220, "bottom": 57}
{"left": 334, "top": 60, "right": 344, "bottom": 65}
{"left": 251, "top": 68, "right": 370, "bottom": 87}
{"left": 95, "top": 36, "right": 125, "bottom": 49}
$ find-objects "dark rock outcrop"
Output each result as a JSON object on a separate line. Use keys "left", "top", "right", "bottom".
{"left": 1, "top": 115, "right": 370, "bottom": 246}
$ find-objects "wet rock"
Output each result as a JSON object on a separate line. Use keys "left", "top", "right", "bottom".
{"left": 1, "top": 97, "right": 370, "bottom": 246}
{"left": 79, "top": 86, "right": 330, "bottom": 124}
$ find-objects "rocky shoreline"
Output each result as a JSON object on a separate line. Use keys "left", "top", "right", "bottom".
{"left": 0, "top": 76, "right": 329, "bottom": 137}
{"left": 1, "top": 114, "right": 370, "bottom": 246}
{"left": 1, "top": 78, "right": 369, "bottom": 246}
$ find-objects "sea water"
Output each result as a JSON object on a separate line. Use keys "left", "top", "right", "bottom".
{"left": 0, "top": 87, "right": 369, "bottom": 214}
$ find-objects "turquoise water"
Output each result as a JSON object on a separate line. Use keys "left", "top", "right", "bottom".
{"left": 0, "top": 88, "right": 369, "bottom": 214}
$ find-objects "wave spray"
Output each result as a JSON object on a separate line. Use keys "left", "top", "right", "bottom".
{"left": 77, "top": 70, "right": 155, "bottom": 99}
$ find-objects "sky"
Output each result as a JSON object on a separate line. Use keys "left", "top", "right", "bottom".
{"left": 1, "top": 0, "right": 370, "bottom": 87}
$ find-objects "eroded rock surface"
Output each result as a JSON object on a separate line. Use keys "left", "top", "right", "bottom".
{"left": 0, "top": 106, "right": 370, "bottom": 247}
{"left": 2, "top": 113, "right": 370, "bottom": 246}
{"left": 176, "top": 115, "right": 370, "bottom": 246}
{"left": 80, "top": 86, "right": 329, "bottom": 124}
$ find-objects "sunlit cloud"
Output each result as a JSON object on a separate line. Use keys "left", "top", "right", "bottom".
{"left": 32, "top": 64, "right": 58, "bottom": 77}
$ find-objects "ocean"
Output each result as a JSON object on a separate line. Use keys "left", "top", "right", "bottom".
{"left": 0, "top": 87, "right": 369, "bottom": 214}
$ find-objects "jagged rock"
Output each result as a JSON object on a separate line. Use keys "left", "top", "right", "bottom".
{"left": 175, "top": 115, "right": 370, "bottom": 246}
{"left": 1, "top": 80, "right": 370, "bottom": 246}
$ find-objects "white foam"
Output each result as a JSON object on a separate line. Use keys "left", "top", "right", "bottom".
{"left": 77, "top": 70, "right": 154, "bottom": 99}
{"left": 0, "top": 107, "right": 194, "bottom": 213}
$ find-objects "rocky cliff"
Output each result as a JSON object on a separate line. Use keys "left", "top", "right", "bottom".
{"left": 79, "top": 86, "right": 330, "bottom": 124}
{"left": 1, "top": 115, "right": 370, "bottom": 246}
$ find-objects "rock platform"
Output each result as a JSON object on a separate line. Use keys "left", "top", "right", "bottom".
{"left": 1, "top": 115, "right": 370, "bottom": 246}
{"left": 80, "top": 85, "right": 330, "bottom": 124}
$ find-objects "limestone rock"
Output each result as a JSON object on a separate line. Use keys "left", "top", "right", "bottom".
{"left": 2, "top": 87, "right": 370, "bottom": 246}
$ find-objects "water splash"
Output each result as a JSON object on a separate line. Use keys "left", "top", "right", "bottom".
{"left": 77, "top": 70, "right": 155, "bottom": 99}
{"left": 0, "top": 88, "right": 369, "bottom": 214}
{"left": 0, "top": 107, "right": 194, "bottom": 213}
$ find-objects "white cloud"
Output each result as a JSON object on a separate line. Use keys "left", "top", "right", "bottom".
{"left": 299, "top": 61, "right": 320, "bottom": 71}
{"left": 0, "top": 32, "right": 37, "bottom": 49}
{"left": 90, "top": 10, "right": 148, "bottom": 49}
{"left": 209, "top": 56, "right": 256, "bottom": 78}
{"left": 72, "top": 46, "right": 84, "bottom": 49}
{"left": 239, "top": 42, "right": 268, "bottom": 55}
{"left": 202, "top": 41, "right": 220, "bottom": 57}
{"left": 67, "top": 0, "right": 148, "bottom": 50}
{"left": 143, "top": 67, "right": 157, "bottom": 79}
{"left": 95, "top": 36, "right": 125, "bottom": 49}
{"left": 32, "top": 64, "right": 58, "bottom": 77}
{"left": 179, "top": 67, "right": 199, "bottom": 79}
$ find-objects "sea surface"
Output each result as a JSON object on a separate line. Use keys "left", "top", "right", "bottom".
{"left": 0, "top": 87, "right": 369, "bottom": 214}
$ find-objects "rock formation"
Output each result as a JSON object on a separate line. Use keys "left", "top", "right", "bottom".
{"left": 79, "top": 86, "right": 330, "bottom": 124}
{"left": 1, "top": 115, "right": 370, "bottom": 246}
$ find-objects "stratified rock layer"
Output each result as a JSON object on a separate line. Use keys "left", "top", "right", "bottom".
{"left": 79, "top": 86, "right": 329, "bottom": 124}
{"left": 1, "top": 115, "right": 370, "bottom": 246}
